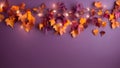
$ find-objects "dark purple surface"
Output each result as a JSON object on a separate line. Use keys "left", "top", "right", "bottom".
{"left": 0, "top": 0, "right": 120, "bottom": 68}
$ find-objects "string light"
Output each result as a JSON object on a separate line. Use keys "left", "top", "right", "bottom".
{"left": 16, "top": 10, "right": 20, "bottom": 14}
{"left": 103, "top": 5, "right": 106, "bottom": 8}
{"left": 0, "top": 3, "right": 4, "bottom": 12}
{"left": 87, "top": 7, "right": 90, "bottom": 11}
{"left": 20, "top": 25, "right": 23, "bottom": 29}
{"left": 75, "top": 13, "right": 80, "bottom": 18}
{"left": 52, "top": 3, "right": 56, "bottom": 8}
{"left": 86, "top": 14, "right": 90, "bottom": 18}
{"left": 64, "top": 12, "right": 69, "bottom": 17}
{"left": 0, "top": 1, "right": 119, "bottom": 38}
{"left": 53, "top": 9, "right": 57, "bottom": 13}
{"left": 38, "top": 13, "right": 43, "bottom": 17}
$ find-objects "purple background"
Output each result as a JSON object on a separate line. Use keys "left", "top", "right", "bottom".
{"left": 0, "top": 0, "right": 120, "bottom": 68}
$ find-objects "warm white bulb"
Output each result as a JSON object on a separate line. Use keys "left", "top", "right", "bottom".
{"left": 75, "top": 13, "right": 79, "bottom": 17}
{"left": 20, "top": 25, "right": 23, "bottom": 29}
{"left": 38, "top": 13, "right": 43, "bottom": 17}
{"left": 52, "top": 3, "right": 56, "bottom": 8}
{"left": 53, "top": 10, "right": 57, "bottom": 13}
{"left": 86, "top": 15, "right": 90, "bottom": 18}
{"left": 59, "top": 23, "right": 62, "bottom": 26}
{"left": 64, "top": 13, "right": 69, "bottom": 17}
{"left": 87, "top": 7, "right": 90, "bottom": 11}
{"left": 16, "top": 10, "right": 20, "bottom": 14}
{"left": 0, "top": 3, "right": 4, "bottom": 8}
{"left": 103, "top": 5, "right": 106, "bottom": 8}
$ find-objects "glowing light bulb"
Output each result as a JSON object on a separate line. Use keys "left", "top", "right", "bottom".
{"left": 52, "top": 3, "right": 56, "bottom": 8}
{"left": 86, "top": 14, "right": 90, "bottom": 18}
{"left": 20, "top": 25, "right": 23, "bottom": 29}
{"left": 16, "top": 10, "right": 20, "bottom": 14}
{"left": 75, "top": 13, "right": 79, "bottom": 18}
{"left": 87, "top": 7, "right": 90, "bottom": 11}
{"left": 103, "top": 5, "right": 106, "bottom": 8}
{"left": 0, "top": 3, "right": 4, "bottom": 12}
{"left": 53, "top": 10, "right": 57, "bottom": 13}
{"left": 64, "top": 13, "right": 69, "bottom": 17}
{"left": 38, "top": 13, "right": 43, "bottom": 17}
{"left": 59, "top": 23, "right": 62, "bottom": 26}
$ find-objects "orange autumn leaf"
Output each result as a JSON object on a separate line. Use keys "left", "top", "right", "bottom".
{"left": 116, "top": 0, "right": 120, "bottom": 6}
{"left": 53, "top": 23, "right": 62, "bottom": 31}
{"left": 0, "top": 14, "right": 5, "bottom": 22}
{"left": 94, "top": 1, "right": 102, "bottom": 8}
{"left": 5, "top": 16, "right": 16, "bottom": 28}
{"left": 111, "top": 19, "right": 120, "bottom": 29}
{"left": 79, "top": 24, "right": 84, "bottom": 31}
{"left": 79, "top": 18, "right": 87, "bottom": 25}
{"left": 39, "top": 23, "right": 44, "bottom": 30}
{"left": 101, "top": 21, "right": 107, "bottom": 28}
{"left": 19, "top": 3, "right": 26, "bottom": 10}
{"left": 64, "top": 19, "right": 71, "bottom": 27}
{"left": 0, "top": 4, "right": 4, "bottom": 12}
{"left": 97, "top": 10, "right": 103, "bottom": 16}
{"left": 109, "top": 13, "right": 115, "bottom": 21}
{"left": 53, "top": 23, "right": 66, "bottom": 35}
{"left": 49, "top": 18, "right": 56, "bottom": 26}
{"left": 71, "top": 30, "right": 79, "bottom": 38}
{"left": 11, "top": 5, "right": 19, "bottom": 11}
{"left": 59, "top": 28, "right": 66, "bottom": 35}
{"left": 98, "top": 18, "right": 102, "bottom": 23}
{"left": 92, "top": 28, "right": 99, "bottom": 36}
{"left": 19, "top": 10, "right": 35, "bottom": 32}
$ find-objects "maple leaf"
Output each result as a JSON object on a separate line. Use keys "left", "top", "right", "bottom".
{"left": 5, "top": 16, "right": 16, "bottom": 28}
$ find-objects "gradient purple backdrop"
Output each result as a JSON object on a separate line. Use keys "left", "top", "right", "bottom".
{"left": 0, "top": 0, "right": 120, "bottom": 68}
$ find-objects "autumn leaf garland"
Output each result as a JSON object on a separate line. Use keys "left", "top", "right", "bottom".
{"left": 0, "top": 0, "right": 120, "bottom": 38}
